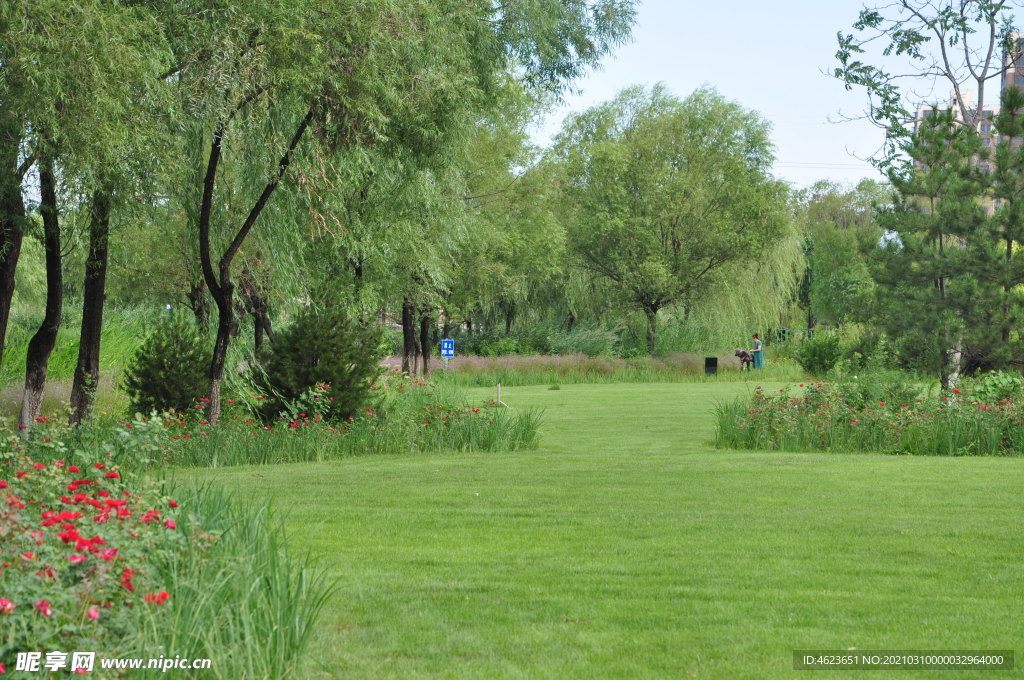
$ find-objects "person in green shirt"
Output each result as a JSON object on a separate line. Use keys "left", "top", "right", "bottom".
{"left": 751, "top": 334, "right": 764, "bottom": 369}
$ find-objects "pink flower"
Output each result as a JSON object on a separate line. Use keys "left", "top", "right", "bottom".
{"left": 99, "top": 548, "right": 118, "bottom": 562}
{"left": 0, "top": 598, "right": 15, "bottom": 614}
{"left": 86, "top": 608, "right": 99, "bottom": 620}
{"left": 163, "top": 519, "right": 177, "bottom": 530}
{"left": 68, "top": 554, "right": 87, "bottom": 564}
{"left": 34, "top": 600, "right": 52, "bottom": 616}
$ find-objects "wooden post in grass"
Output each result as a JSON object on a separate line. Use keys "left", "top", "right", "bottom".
{"left": 496, "top": 383, "right": 509, "bottom": 408}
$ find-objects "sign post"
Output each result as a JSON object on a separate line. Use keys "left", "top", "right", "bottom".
{"left": 440, "top": 338, "right": 455, "bottom": 370}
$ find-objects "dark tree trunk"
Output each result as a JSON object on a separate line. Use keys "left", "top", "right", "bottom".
{"left": 442, "top": 309, "right": 451, "bottom": 340}
{"left": 401, "top": 297, "right": 417, "bottom": 374}
{"left": 20, "top": 153, "right": 62, "bottom": 431}
{"left": 465, "top": 316, "right": 473, "bottom": 336}
{"left": 565, "top": 311, "right": 575, "bottom": 331}
{"left": 207, "top": 287, "right": 236, "bottom": 418}
{"left": 239, "top": 270, "right": 274, "bottom": 352}
{"left": 504, "top": 299, "right": 516, "bottom": 335}
{"left": 419, "top": 304, "right": 432, "bottom": 377}
{"left": 69, "top": 190, "right": 110, "bottom": 425}
{"left": 644, "top": 305, "right": 657, "bottom": 356}
{"left": 186, "top": 278, "right": 211, "bottom": 331}
{"left": 0, "top": 120, "right": 26, "bottom": 371}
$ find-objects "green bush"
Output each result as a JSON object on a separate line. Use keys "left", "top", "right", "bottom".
{"left": 122, "top": 315, "right": 209, "bottom": 414}
{"left": 796, "top": 332, "right": 841, "bottom": 376}
{"left": 257, "top": 305, "right": 383, "bottom": 422}
{"left": 969, "top": 370, "right": 1024, "bottom": 405}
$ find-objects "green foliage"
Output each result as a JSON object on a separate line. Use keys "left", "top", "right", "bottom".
{"left": 122, "top": 315, "right": 208, "bottom": 414}
{"left": 257, "top": 305, "right": 384, "bottom": 422}
{"left": 967, "top": 370, "right": 1024, "bottom": 405}
{"left": 795, "top": 332, "right": 841, "bottom": 376}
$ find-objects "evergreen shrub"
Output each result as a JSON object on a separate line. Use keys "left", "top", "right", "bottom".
{"left": 257, "top": 305, "right": 383, "bottom": 422}
{"left": 122, "top": 315, "right": 209, "bottom": 414}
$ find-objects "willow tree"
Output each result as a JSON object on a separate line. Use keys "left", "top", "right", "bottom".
{"left": 551, "top": 84, "right": 790, "bottom": 354}
{"left": 157, "top": 0, "right": 635, "bottom": 417}
{"left": 0, "top": 0, "right": 173, "bottom": 427}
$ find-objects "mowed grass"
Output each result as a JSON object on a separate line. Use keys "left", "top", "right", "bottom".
{"left": 201, "top": 382, "right": 1024, "bottom": 679}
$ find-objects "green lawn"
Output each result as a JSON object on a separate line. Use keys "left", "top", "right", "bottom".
{"left": 203, "top": 382, "right": 1024, "bottom": 679}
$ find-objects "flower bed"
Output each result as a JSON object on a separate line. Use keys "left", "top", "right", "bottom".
{"left": 0, "top": 459, "right": 180, "bottom": 672}
{"left": 716, "top": 380, "right": 1024, "bottom": 456}
{"left": 1, "top": 372, "right": 540, "bottom": 471}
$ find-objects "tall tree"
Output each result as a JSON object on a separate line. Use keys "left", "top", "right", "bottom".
{"left": 873, "top": 109, "right": 985, "bottom": 386}
{"left": 550, "top": 85, "right": 789, "bottom": 354}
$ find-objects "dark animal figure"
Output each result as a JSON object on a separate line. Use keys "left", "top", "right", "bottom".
{"left": 735, "top": 348, "right": 754, "bottom": 371}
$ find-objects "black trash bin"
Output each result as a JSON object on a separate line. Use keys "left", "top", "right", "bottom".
{"left": 704, "top": 357, "right": 718, "bottom": 376}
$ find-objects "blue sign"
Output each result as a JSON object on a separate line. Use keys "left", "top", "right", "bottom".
{"left": 440, "top": 338, "right": 455, "bottom": 358}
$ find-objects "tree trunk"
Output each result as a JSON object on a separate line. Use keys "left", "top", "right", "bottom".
{"left": 442, "top": 309, "right": 451, "bottom": 340}
{"left": 69, "top": 190, "right": 111, "bottom": 424}
{"left": 401, "top": 297, "right": 417, "bottom": 374}
{"left": 644, "top": 305, "right": 657, "bottom": 355}
{"left": 504, "top": 300, "right": 516, "bottom": 335}
{"left": 207, "top": 286, "right": 236, "bottom": 419}
{"left": 566, "top": 311, "right": 575, "bottom": 331}
{"left": 0, "top": 133, "right": 26, "bottom": 372}
{"left": 20, "top": 153, "right": 62, "bottom": 431}
{"left": 419, "top": 304, "right": 432, "bottom": 377}
{"left": 186, "top": 278, "right": 211, "bottom": 331}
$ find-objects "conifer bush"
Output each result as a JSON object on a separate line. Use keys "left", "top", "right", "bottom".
{"left": 122, "top": 316, "right": 209, "bottom": 414}
{"left": 257, "top": 305, "right": 383, "bottom": 422}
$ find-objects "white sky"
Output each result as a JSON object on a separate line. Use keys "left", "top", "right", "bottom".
{"left": 532, "top": 0, "right": 891, "bottom": 189}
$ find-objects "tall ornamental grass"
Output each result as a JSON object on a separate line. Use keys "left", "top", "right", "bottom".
{"left": 716, "top": 379, "right": 1024, "bottom": 456}
{"left": 134, "top": 483, "right": 334, "bottom": 679}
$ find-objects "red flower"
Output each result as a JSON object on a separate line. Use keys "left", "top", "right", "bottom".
{"left": 168, "top": 500, "right": 179, "bottom": 508}
{"left": 953, "top": 388, "right": 961, "bottom": 393}
{"left": 94, "top": 463, "right": 106, "bottom": 470}
{"left": 104, "top": 471, "right": 120, "bottom": 480}
{"left": 67, "top": 465, "right": 80, "bottom": 473}
{"left": 0, "top": 598, "right": 15, "bottom": 613}
{"left": 144, "top": 591, "right": 171, "bottom": 605}
{"left": 120, "top": 567, "right": 135, "bottom": 591}
{"left": 34, "top": 600, "right": 52, "bottom": 616}
{"left": 32, "top": 463, "right": 45, "bottom": 470}
{"left": 87, "top": 608, "right": 100, "bottom": 620}
{"left": 163, "top": 519, "right": 177, "bottom": 530}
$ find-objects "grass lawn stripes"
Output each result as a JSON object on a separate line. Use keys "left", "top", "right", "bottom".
{"left": 202, "top": 382, "right": 1024, "bottom": 679}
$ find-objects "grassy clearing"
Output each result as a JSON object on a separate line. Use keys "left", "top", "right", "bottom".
{"left": 426, "top": 353, "right": 803, "bottom": 387}
{"left": 195, "top": 381, "right": 1022, "bottom": 678}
